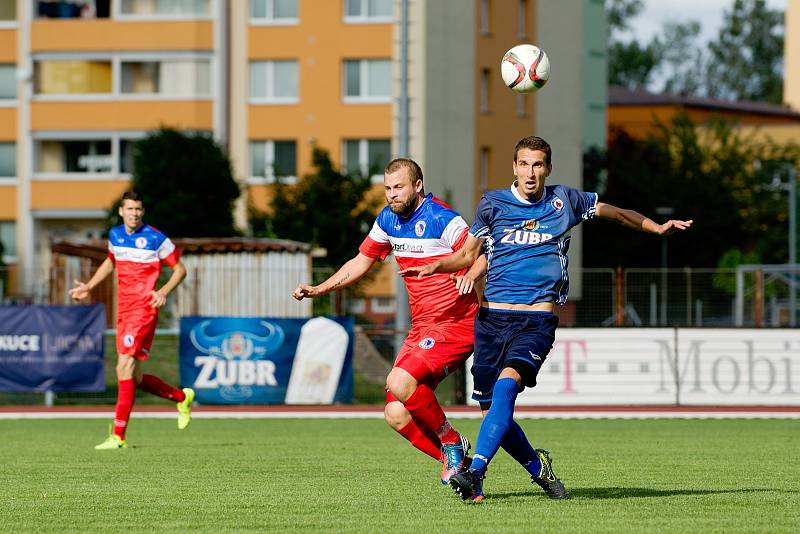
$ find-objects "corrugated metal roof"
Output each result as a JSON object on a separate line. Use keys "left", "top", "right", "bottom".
{"left": 608, "top": 85, "right": 800, "bottom": 119}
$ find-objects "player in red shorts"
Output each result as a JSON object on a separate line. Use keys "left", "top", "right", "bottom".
{"left": 70, "top": 191, "right": 194, "bottom": 450}
{"left": 292, "top": 158, "right": 485, "bottom": 484}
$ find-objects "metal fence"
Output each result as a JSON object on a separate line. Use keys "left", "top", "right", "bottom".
{"left": 2, "top": 265, "right": 798, "bottom": 328}
{"left": 1, "top": 264, "right": 798, "bottom": 406}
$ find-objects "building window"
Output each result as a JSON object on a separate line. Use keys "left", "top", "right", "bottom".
{"left": 121, "top": 59, "right": 211, "bottom": 96}
{"left": 348, "top": 298, "right": 365, "bottom": 314}
{"left": 251, "top": 0, "right": 298, "bottom": 23}
{"left": 479, "top": 146, "right": 489, "bottom": 192}
{"left": 250, "top": 140, "right": 297, "bottom": 183}
{"left": 343, "top": 139, "right": 390, "bottom": 182}
{"left": 119, "top": 0, "right": 211, "bottom": 16}
{"left": 35, "top": 139, "right": 113, "bottom": 174}
{"left": 344, "top": 0, "right": 392, "bottom": 22}
{"left": 480, "top": 0, "right": 490, "bottom": 35}
{"left": 34, "top": 60, "right": 113, "bottom": 95}
{"left": 0, "top": 0, "right": 16, "bottom": 21}
{"left": 250, "top": 61, "right": 299, "bottom": 103}
{"left": 0, "top": 143, "right": 15, "bottom": 177}
{"left": 120, "top": 139, "right": 137, "bottom": 174}
{"left": 371, "top": 297, "right": 395, "bottom": 314}
{"left": 343, "top": 59, "right": 391, "bottom": 101}
{"left": 0, "top": 220, "right": 16, "bottom": 259}
{"left": 36, "top": 0, "right": 110, "bottom": 18}
{"left": 517, "top": 0, "right": 527, "bottom": 39}
{"left": 0, "top": 65, "right": 16, "bottom": 99}
{"left": 480, "top": 68, "right": 490, "bottom": 113}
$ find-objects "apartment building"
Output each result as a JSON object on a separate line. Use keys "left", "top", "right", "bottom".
{"left": 0, "top": 0, "right": 606, "bottom": 322}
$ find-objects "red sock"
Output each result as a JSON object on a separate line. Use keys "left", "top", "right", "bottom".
{"left": 137, "top": 374, "right": 185, "bottom": 402}
{"left": 403, "top": 384, "right": 461, "bottom": 445}
{"left": 114, "top": 379, "right": 136, "bottom": 439}
{"left": 397, "top": 419, "right": 442, "bottom": 460}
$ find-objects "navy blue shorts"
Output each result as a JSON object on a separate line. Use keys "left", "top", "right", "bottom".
{"left": 471, "top": 307, "right": 559, "bottom": 406}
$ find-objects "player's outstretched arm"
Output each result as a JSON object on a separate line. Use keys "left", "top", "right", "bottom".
{"left": 451, "top": 253, "right": 487, "bottom": 296}
{"left": 69, "top": 257, "right": 115, "bottom": 301}
{"left": 595, "top": 202, "right": 693, "bottom": 236}
{"left": 399, "top": 234, "right": 484, "bottom": 278}
{"left": 149, "top": 259, "right": 187, "bottom": 308}
{"left": 292, "top": 253, "right": 377, "bottom": 301}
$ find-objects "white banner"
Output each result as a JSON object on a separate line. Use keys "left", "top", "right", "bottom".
{"left": 466, "top": 328, "right": 800, "bottom": 406}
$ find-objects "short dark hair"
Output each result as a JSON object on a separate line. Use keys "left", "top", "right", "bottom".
{"left": 514, "top": 136, "right": 552, "bottom": 166}
{"left": 121, "top": 191, "right": 143, "bottom": 204}
{"left": 385, "top": 158, "right": 424, "bottom": 187}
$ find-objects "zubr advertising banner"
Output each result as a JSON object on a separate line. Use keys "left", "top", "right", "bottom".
{"left": 0, "top": 305, "right": 105, "bottom": 392}
{"left": 179, "top": 316, "right": 354, "bottom": 404}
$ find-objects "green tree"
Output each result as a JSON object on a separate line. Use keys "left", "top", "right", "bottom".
{"left": 250, "top": 147, "right": 381, "bottom": 270}
{"left": 606, "top": 0, "right": 663, "bottom": 89}
{"left": 107, "top": 128, "right": 240, "bottom": 237}
{"left": 584, "top": 114, "right": 800, "bottom": 268}
{"left": 658, "top": 21, "right": 706, "bottom": 96}
{"left": 706, "top": 0, "right": 784, "bottom": 103}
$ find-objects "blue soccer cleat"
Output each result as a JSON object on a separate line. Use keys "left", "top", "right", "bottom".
{"left": 440, "top": 433, "right": 471, "bottom": 485}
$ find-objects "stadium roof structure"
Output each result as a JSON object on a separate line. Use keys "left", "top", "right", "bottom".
{"left": 608, "top": 86, "right": 800, "bottom": 120}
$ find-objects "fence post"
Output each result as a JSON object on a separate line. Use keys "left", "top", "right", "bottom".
{"left": 615, "top": 266, "right": 624, "bottom": 326}
{"left": 754, "top": 267, "right": 763, "bottom": 328}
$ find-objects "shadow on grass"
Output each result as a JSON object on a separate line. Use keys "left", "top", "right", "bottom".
{"left": 488, "top": 487, "right": 795, "bottom": 501}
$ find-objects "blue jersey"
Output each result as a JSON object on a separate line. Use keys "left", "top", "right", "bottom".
{"left": 469, "top": 183, "right": 597, "bottom": 305}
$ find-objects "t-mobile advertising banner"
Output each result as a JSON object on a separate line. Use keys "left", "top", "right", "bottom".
{"left": 466, "top": 328, "right": 800, "bottom": 406}
{"left": 179, "top": 316, "right": 354, "bottom": 404}
{"left": 0, "top": 305, "right": 105, "bottom": 392}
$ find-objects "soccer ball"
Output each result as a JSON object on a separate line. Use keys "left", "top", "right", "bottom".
{"left": 501, "top": 44, "right": 550, "bottom": 93}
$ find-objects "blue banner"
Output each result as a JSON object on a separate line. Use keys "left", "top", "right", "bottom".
{"left": 179, "top": 316, "right": 354, "bottom": 404}
{"left": 0, "top": 305, "right": 105, "bottom": 392}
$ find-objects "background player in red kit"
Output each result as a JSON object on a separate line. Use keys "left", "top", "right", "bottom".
{"left": 293, "top": 158, "right": 485, "bottom": 484}
{"left": 70, "top": 191, "right": 194, "bottom": 449}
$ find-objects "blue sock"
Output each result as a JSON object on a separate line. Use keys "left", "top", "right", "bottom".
{"left": 469, "top": 377, "right": 519, "bottom": 476}
{"left": 501, "top": 420, "right": 542, "bottom": 478}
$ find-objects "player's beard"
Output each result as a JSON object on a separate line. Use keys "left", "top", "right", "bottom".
{"left": 389, "top": 196, "right": 419, "bottom": 217}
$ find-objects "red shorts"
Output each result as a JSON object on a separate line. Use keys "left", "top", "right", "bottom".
{"left": 393, "top": 319, "right": 474, "bottom": 386}
{"left": 116, "top": 312, "right": 158, "bottom": 360}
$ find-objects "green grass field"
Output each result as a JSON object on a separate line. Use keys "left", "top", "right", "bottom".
{"left": 1, "top": 418, "right": 798, "bottom": 533}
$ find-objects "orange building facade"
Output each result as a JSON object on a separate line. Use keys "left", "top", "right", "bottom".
{"left": 1, "top": 1, "right": 606, "bottom": 322}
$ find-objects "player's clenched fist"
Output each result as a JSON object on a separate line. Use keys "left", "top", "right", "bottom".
{"left": 292, "top": 284, "right": 316, "bottom": 301}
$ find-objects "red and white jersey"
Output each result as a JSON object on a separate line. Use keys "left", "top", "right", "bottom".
{"left": 107, "top": 224, "right": 180, "bottom": 315}
{"left": 359, "top": 194, "right": 478, "bottom": 324}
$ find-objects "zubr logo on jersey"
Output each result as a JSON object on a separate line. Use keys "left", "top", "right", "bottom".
{"left": 135, "top": 237, "right": 147, "bottom": 248}
{"left": 415, "top": 220, "right": 426, "bottom": 237}
{"left": 500, "top": 227, "right": 554, "bottom": 245}
{"left": 189, "top": 320, "right": 285, "bottom": 401}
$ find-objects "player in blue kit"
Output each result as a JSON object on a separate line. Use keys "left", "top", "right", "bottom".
{"left": 402, "top": 136, "right": 692, "bottom": 501}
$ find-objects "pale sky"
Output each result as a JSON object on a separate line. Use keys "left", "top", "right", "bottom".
{"left": 624, "top": 0, "right": 788, "bottom": 46}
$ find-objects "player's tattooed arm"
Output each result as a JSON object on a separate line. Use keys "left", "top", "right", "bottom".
{"left": 329, "top": 273, "right": 351, "bottom": 290}
{"left": 292, "top": 253, "right": 376, "bottom": 300}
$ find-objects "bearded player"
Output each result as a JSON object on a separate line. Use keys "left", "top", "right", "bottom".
{"left": 293, "top": 158, "right": 483, "bottom": 484}
{"left": 70, "top": 191, "right": 195, "bottom": 449}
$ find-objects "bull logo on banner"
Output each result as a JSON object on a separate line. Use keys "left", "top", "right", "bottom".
{"left": 189, "top": 320, "right": 286, "bottom": 401}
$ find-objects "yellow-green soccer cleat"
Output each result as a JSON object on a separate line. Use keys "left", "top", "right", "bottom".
{"left": 95, "top": 432, "right": 126, "bottom": 450}
{"left": 177, "top": 387, "right": 195, "bottom": 430}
